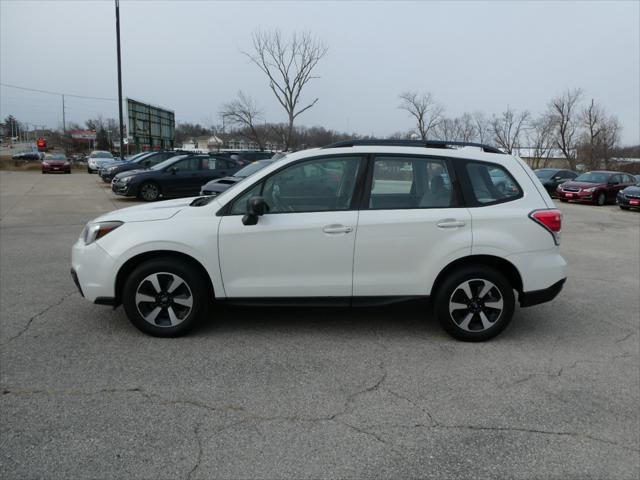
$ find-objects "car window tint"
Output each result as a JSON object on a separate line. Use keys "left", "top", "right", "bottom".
{"left": 174, "top": 157, "right": 201, "bottom": 172}
{"left": 466, "top": 162, "right": 522, "bottom": 204}
{"left": 230, "top": 182, "right": 263, "bottom": 215}
{"left": 369, "top": 156, "right": 453, "bottom": 209}
{"left": 260, "top": 156, "right": 361, "bottom": 213}
{"left": 204, "top": 158, "right": 219, "bottom": 170}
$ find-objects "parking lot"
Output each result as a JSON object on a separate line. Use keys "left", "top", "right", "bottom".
{"left": 0, "top": 170, "right": 638, "bottom": 479}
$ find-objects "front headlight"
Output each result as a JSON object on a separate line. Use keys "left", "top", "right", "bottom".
{"left": 120, "top": 176, "right": 132, "bottom": 183}
{"left": 82, "top": 221, "right": 123, "bottom": 245}
{"left": 584, "top": 187, "right": 596, "bottom": 193}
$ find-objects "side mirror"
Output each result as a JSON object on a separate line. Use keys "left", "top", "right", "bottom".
{"left": 242, "top": 196, "right": 269, "bottom": 226}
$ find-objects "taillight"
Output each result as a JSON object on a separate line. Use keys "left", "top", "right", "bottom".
{"left": 529, "top": 209, "right": 562, "bottom": 245}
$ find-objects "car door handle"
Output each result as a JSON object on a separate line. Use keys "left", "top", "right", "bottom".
{"left": 322, "top": 224, "right": 353, "bottom": 234}
{"left": 437, "top": 219, "right": 466, "bottom": 228}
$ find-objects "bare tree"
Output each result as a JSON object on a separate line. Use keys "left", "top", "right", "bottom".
{"left": 435, "top": 117, "right": 459, "bottom": 141}
{"left": 457, "top": 113, "right": 478, "bottom": 142}
{"left": 220, "top": 91, "right": 266, "bottom": 150}
{"left": 491, "top": 107, "right": 530, "bottom": 154}
{"left": 244, "top": 29, "right": 328, "bottom": 150}
{"left": 580, "top": 98, "right": 608, "bottom": 170}
{"left": 548, "top": 88, "right": 582, "bottom": 170}
{"left": 599, "top": 115, "right": 621, "bottom": 170}
{"left": 472, "top": 111, "right": 491, "bottom": 144}
{"left": 398, "top": 91, "right": 443, "bottom": 140}
{"left": 527, "top": 114, "right": 556, "bottom": 169}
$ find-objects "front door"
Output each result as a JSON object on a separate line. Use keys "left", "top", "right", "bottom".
{"left": 165, "top": 157, "right": 204, "bottom": 196}
{"left": 218, "top": 155, "right": 365, "bottom": 298}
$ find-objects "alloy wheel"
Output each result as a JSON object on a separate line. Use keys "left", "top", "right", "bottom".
{"left": 597, "top": 193, "right": 606, "bottom": 206}
{"left": 448, "top": 278, "right": 504, "bottom": 332}
{"left": 135, "top": 272, "right": 193, "bottom": 327}
{"left": 140, "top": 183, "right": 159, "bottom": 201}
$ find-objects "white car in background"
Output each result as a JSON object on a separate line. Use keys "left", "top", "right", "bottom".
{"left": 71, "top": 140, "right": 567, "bottom": 341}
{"left": 86, "top": 150, "right": 116, "bottom": 174}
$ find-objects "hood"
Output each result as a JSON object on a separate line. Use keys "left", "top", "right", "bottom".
{"left": 115, "top": 168, "right": 148, "bottom": 179}
{"left": 621, "top": 185, "right": 640, "bottom": 194}
{"left": 92, "top": 197, "right": 196, "bottom": 223}
{"left": 46, "top": 160, "right": 68, "bottom": 165}
{"left": 561, "top": 180, "right": 606, "bottom": 189}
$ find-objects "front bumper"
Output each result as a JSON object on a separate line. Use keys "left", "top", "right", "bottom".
{"left": 71, "top": 239, "right": 117, "bottom": 301}
{"left": 617, "top": 194, "right": 640, "bottom": 208}
{"left": 111, "top": 180, "right": 135, "bottom": 196}
{"left": 556, "top": 189, "right": 594, "bottom": 202}
{"left": 520, "top": 279, "right": 566, "bottom": 307}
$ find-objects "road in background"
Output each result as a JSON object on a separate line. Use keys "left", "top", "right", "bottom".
{"left": 1, "top": 171, "right": 638, "bottom": 479}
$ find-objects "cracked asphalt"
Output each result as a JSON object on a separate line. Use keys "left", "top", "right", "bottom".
{"left": 1, "top": 170, "right": 639, "bottom": 479}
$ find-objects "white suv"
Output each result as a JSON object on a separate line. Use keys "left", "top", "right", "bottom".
{"left": 71, "top": 140, "right": 567, "bottom": 341}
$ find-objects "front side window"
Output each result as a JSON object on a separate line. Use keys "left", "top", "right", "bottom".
{"left": 229, "top": 156, "right": 362, "bottom": 214}
{"left": 369, "top": 156, "right": 453, "bottom": 209}
{"left": 465, "top": 162, "right": 522, "bottom": 205}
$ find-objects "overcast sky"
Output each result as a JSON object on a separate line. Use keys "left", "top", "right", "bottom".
{"left": 1, "top": 0, "right": 639, "bottom": 145}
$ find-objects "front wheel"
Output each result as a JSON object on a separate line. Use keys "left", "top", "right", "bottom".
{"left": 122, "top": 258, "right": 210, "bottom": 337}
{"left": 595, "top": 192, "right": 606, "bottom": 206}
{"left": 138, "top": 182, "right": 160, "bottom": 202}
{"left": 434, "top": 266, "right": 515, "bottom": 341}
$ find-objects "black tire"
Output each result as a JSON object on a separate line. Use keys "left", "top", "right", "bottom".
{"left": 560, "top": 199, "right": 568, "bottom": 203}
{"left": 433, "top": 265, "right": 515, "bottom": 342}
{"left": 620, "top": 205, "right": 630, "bottom": 210}
{"left": 138, "top": 182, "right": 161, "bottom": 202}
{"left": 87, "top": 167, "right": 93, "bottom": 174}
{"left": 41, "top": 171, "right": 46, "bottom": 174}
{"left": 122, "top": 258, "right": 210, "bottom": 337}
{"left": 595, "top": 192, "right": 606, "bottom": 206}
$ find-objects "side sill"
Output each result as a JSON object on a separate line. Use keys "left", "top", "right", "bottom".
{"left": 220, "top": 296, "right": 429, "bottom": 308}
{"left": 94, "top": 297, "right": 119, "bottom": 309}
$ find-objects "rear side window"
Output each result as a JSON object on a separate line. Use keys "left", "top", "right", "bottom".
{"left": 465, "top": 162, "right": 522, "bottom": 205}
{"left": 369, "top": 156, "right": 454, "bottom": 209}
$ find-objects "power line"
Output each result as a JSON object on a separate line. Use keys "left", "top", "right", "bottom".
{"left": 0, "top": 82, "right": 118, "bottom": 102}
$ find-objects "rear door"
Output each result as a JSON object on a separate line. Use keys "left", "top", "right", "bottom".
{"left": 353, "top": 155, "right": 472, "bottom": 297}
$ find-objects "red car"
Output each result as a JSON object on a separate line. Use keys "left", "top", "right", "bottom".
{"left": 42, "top": 154, "right": 71, "bottom": 174}
{"left": 556, "top": 170, "right": 636, "bottom": 206}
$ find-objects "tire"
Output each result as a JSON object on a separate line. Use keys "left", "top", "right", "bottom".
{"left": 620, "top": 206, "right": 630, "bottom": 210}
{"left": 138, "top": 182, "right": 161, "bottom": 202}
{"left": 560, "top": 199, "right": 568, "bottom": 203}
{"left": 595, "top": 192, "right": 606, "bottom": 206}
{"left": 433, "top": 265, "right": 515, "bottom": 342}
{"left": 122, "top": 258, "right": 210, "bottom": 337}
{"left": 41, "top": 171, "right": 46, "bottom": 174}
{"left": 87, "top": 167, "right": 93, "bottom": 174}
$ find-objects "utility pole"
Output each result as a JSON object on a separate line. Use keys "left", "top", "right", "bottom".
{"left": 115, "top": 0, "right": 125, "bottom": 158}
{"left": 62, "top": 94, "right": 66, "bottom": 132}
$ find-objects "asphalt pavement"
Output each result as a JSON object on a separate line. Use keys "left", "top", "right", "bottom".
{"left": 1, "top": 170, "right": 638, "bottom": 479}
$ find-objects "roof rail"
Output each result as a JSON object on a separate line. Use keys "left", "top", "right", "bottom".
{"left": 322, "top": 139, "right": 504, "bottom": 154}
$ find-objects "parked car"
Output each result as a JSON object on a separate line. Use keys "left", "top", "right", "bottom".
{"left": 87, "top": 151, "right": 115, "bottom": 174}
{"left": 72, "top": 139, "right": 567, "bottom": 341}
{"left": 100, "top": 151, "right": 178, "bottom": 183}
{"left": 616, "top": 181, "right": 640, "bottom": 210}
{"left": 12, "top": 151, "right": 43, "bottom": 161}
{"left": 230, "top": 151, "right": 274, "bottom": 164}
{"left": 634, "top": 175, "right": 640, "bottom": 184}
{"left": 489, "top": 168, "right": 520, "bottom": 196}
{"left": 556, "top": 171, "right": 636, "bottom": 205}
{"left": 200, "top": 159, "right": 275, "bottom": 196}
{"left": 534, "top": 168, "right": 578, "bottom": 197}
{"left": 111, "top": 154, "right": 243, "bottom": 201}
{"left": 42, "top": 153, "right": 71, "bottom": 174}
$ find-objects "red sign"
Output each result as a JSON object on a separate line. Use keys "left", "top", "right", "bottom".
{"left": 37, "top": 138, "right": 47, "bottom": 151}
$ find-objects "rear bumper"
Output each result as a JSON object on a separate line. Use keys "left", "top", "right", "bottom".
{"left": 519, "top": 279, "right": 565, "bottom": 307}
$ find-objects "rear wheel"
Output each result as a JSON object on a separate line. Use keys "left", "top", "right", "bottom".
{"left": 122, "top": 258, "right": 210, "bottom": 337}
{"left": 434, "top": 266, "right": 515, "bottom": 341}
{"left": 620, "top": 205, "right": 630, "bottom": 210}
{"left": 138, "top": 182, "right": 161, "bottom": 202}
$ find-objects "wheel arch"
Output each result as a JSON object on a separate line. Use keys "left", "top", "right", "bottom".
{"left": 431, "top": 255, "right": 523, "bottom": 297}
{"left": 114, "top": 250, "right": 214, "bottom": 307}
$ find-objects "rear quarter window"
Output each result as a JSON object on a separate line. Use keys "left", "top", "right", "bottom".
{"left": 464, "top": 162, "right": 522, "bottom": 206}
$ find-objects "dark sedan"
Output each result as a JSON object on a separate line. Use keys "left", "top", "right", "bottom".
{"left": 556, "top": 171, "right": 636, "bottom": 205}
{"left": 200, "top": 159, "right": 274, "bottom": 196}
{"left": 534, "top": 168, "right": 578, "bottom": 197}
{"left": 112, "top": 154, "right": 243, "bottom": 201}
{"left": 100, "top": 150, "right": 178, "bottom": 182}
{"left": 42, "top": 154, "right": 71, "bottom": 174}
{"left": 617, "top": 182, "right": 640, "bottom": 210}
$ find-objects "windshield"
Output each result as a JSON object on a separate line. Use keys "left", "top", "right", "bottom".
{"left": 150, "top": 155, "right": 187, "bottom": 171}
{"left": 125, "top": 152, "right": 149, "bottom": 163}
{"left": 235, "top": 160, "right": 273, "bottom": 178}
{"left": 45, "top": 154, "right": 67, "bottom": 161}
{"left": 90, "top": 151, "right": 113, "bottom": 158}
{"left": 535, "top": 169, "right": 556, "bottom": 179}
{"left": 574, "top": 172, "right": 610, "bottom": 183}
